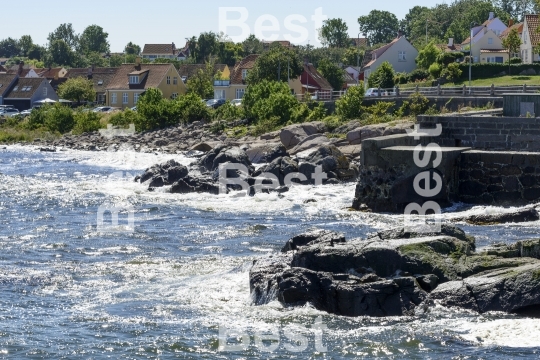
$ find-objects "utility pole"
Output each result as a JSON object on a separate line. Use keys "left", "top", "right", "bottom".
{"left": 356, "top": 32, "right": 361, "bottom": 85}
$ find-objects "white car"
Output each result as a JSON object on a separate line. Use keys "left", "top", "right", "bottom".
{"left": 0, "top": 108, "right": 20, "bottom": 117}
{"left": 365, "top": 88, "right": 396, "bottom": 97}
{"left": 231, "top": 99, "right": 242, "bottom": 107}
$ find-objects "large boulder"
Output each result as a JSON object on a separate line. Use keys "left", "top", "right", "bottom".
{"left": 280, "top": 122, "right": 326, "bottom": 149}
{"left": 455, "top": 207, "right": 540, "bottom": 225}
{"left": 252, "top": 156, "right": 299, "bottom": 186}
{"left": 170, "top": 175, "right": 220, "bottom": 195}
{"left": 289, "top": 134, "right": 332, "bottom": 155}
{"left": 245, "top": 144, "right": 287, "bottom": 164}
{"left": 198, "top": 145, "right": 253, "bottom": 174}
{"left": 346, "top": 125, "right": 385, "bottom": 145}
{"left": 138, "top": 159, "right": 188, "bottom": 189}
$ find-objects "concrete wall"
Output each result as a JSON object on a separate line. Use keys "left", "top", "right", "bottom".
{"left": 502, "top": 94, "right": 540, "bottom": 117}
{"left": 418, "top": 114, "right": 540, "bottom": 151}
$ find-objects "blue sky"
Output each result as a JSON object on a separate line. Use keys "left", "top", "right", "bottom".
{"left": 7, "top": 0, "right": 439, "bottom": 51}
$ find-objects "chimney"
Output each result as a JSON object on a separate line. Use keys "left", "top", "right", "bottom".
{"left": 87, "top": 66, "right": 93, "bottom": 79}
{"left": 509, "top": 19, "right": 514, "bottom": 27}
{"left": 172, "top": 42, "right": 176, "bottom": 54}
{"left": 489, "top": 12, "right": 494, "bottom": 20}
{"left": 18, "top": 61, "right": 24, "bottom": 75}
{"left": 448, "top": 38, "right": 454, "bottom": 47}
{"left": 135, "top": 56, "right": 141, "bottom": 65}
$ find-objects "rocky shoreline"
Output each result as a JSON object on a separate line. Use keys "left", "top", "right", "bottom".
{"left": 250, "top": 223, "right": 540, "bottom": 317}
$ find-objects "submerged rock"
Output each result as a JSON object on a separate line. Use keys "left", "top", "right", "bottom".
{"left": 456, "top": 207, "right": 540, "bottom": 225}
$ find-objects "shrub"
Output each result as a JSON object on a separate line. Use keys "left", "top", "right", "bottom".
{"left": 368, "top": 61, "right": 395, "bottom": 89}
{"left": 322, "top": 115, "right": 343, "bottom": 132}
{"left": 456, "top": 63, "right": 540, "bottom": 80}
{"left": 394, "top": 72, "right": 408, "bottom": 85}
{"left": 441, "top": 62, "right": 462, "bottom": 82}
{"left": 26, "top": 105, "right": 50, "bottom": 130}
{"left": 408, "top": 68, "right": 430, "bottom": 82}
{"left": 408, "top": 92, "right": 430, "bottom": 116}
{"left": 429, "top": 63, "right": 442, "bottom": 79}
{"left": 176, "top": 92, "right": 211, "bottom": 123}
{"left": 108, "top": 109, "right": 140, "bottom": 127}
{"left": 72, "top": 109, "right": 102, "bottom": 135}
{"left": 307, "top": 102, "right": 327, "bottom": 121}
{"left": 213, "top": 101, "right": 244, "bottom": 121}
{"left": 363, "top": 101, "right": 395, "bottom": 117}
{"left": 251, "top": 117, "right": 281, "bottom": 137}
{"left": 44, "top": 103, "right": 75, "bottom": 134}
{"left": 506, "top": 57, "right": 522, "bottom": 64}
{"left": 244, "top": 80, "right": 299, "bottom": 125}
{"left": 437, "top": 52, "right": 464, "bottom": 66}
{"left": 336, "top": 85, "right": 364, "bottom": 120}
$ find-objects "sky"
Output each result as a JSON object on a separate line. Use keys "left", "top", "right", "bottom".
{"left": 4, "top": 0, "right": 441, "bottom": 51}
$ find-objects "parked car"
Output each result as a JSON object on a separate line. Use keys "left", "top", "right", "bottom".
{"left": 365, "top": 88, "right": 396, "bottom": 97}
{"left": 0, "top": 108, "right": 20, "bottom": 117}
{"left": 231, "top": 99, "right": 242, "bottom": 107}
{"left": 130, "top": 106, "right": 137, "bottom": 112}
{"left": 92, "top": 106, "right": 113, "bottom": 113}
{"left": 19, "top": 109, "right": 33, "bottom": 117}
{"left": 206, "top": 99, "right": 226, "bottom": 109}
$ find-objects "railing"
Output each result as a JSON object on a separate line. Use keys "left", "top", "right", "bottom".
{"left": 213, "top": 80, "right": 230, "bottom": 86}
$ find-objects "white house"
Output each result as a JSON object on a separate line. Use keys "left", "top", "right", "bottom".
{"left": 361, "top": 36, "right": 418, "bottom": 87}
{"left": 521, "top": 14, "right": 540, "bottom": 64}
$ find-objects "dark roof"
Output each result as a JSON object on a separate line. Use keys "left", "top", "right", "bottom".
{"left": 177, "top": 64, "right": 227, "bottom": 79}
{"left": 303, "top": 63, "right": 333, "bottom": 91}
{"left": 65, "top": 67, "right": 119, "bottom": 93}
{"left": 230, "top": 55, "right": 259, "bottom": 84}
{"left": 106, "top": 63, "right": 175, "bottom": 90}
{"left": 142, "top": 43, "right": 177, "bottom": 55}
{"left": 6, "top": 65, "right": 35, "bottom": 77}
{"left": 349, "top": 38, "right": 368, "bottom": 47}
{"left": 437, "top": 43, "right": 463, "bottom": 52}
{"left": 5, "top": 77, "right": 46, "bottom": 99}
{"left": 525, "top": 15, "right": 540, "bottom": 46}
{"left": 36, "top": 67, "right": 64, "bottom": 79}
{"left": 262, "top": 40, "right": 293, "bottom": 48}
{"left": 0, "top": 64, "right": 7, "bottom": 72}
{"left": 0, "top": 74, "right": 17, "bottom": 96}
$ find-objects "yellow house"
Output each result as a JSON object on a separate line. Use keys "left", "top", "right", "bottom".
{"left": 213, "top": 54, "right": 259, "bottom": 100}
{"left": 105, "top": 60, "right": 186, "bottom": 108}
{"left": 178, "top": 64, "right": 230, "bottom": 84}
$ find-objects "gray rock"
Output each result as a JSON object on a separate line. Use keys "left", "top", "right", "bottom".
{"left": 281, "top": 229, "right": 345, "bottom": 252}
{"left": 288, "top": 134, "right": 331, "bottom": 155}
{"left": 279, "top": 122, "right": 326, "bottom": 149}
{"left": 246, "top": 144, "right": 287, "bottom": 164}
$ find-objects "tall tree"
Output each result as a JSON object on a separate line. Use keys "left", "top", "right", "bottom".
{"left": 186, "top": 62, "right": 215, "bottom": 99}
{"left": 124, "top": 42, "right": 141, "bottom": 55}
{"left": 18, "top": 35, "right": 33, "bottom": 57}
{"left": 28, "top": 44, "right": 46, "bottom": 61}
{"left": 217, "top": 41, "right": 243, "bottom": 67}
{"left": 248, "top": 45, "right": 303, "bottom": 84}
{"left": 242, "top": 34, "right": 263, "bottom": 55}
{"left": 358, "top": 10, "right": 399, "bottom": 45}
{"left": 57, "top": 77, "right": 96, "bottom": 104}
{"left": 496, "top": 0, "right": 539, "bottom": 21}
{"left": 48, "top": 23, "right": 79, "bottom": 50}
{"left": 189, "top": 32, "right": 218, "bottom": 63}
{"left": 0, "top": 38, "right": 20, "bottom": 57}
{"left": 416, "top": 41, "right": 442, "bottom": 69}
{"left": 79, "top": 25, "right": 110, "bottom": 54}
{"left": 342, "top": 47, "right": 364, "bottom": 67}
{"left": 317, "top": 59, "right": 344, "bottom": 91}
{"left": 368, "top": 61, "right": 395, "bottom": 89}
{"left": 47, "top": 39, "right": 74, "bottom": 67}
{"left": 319, "top": 18, "right": 349, "bottom": 48}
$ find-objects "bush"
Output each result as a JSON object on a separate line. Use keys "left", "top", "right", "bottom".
{"left": 437, "top": 52, "right": 464, "bottom": 66}
{"left": 368, "top": 61, "right": 395, "bottom": 89}
{"left": 26, "top": 105, "right": 49, "bottom": 130}
{"left": 363, "top": 101, "right": 395, "bottom": 117}
{"left": 322, "top": 115, "right": 343, "bottom": 132}
{"left": 506, "top": 57, "right": 522, "bottom": 64}
{"left": 108, "top": 109, "right": 139, "bottom": 127}
{"left": 429, "top": 63, "right": 442, "bottom": 79}
{"left": 30, "top": 103, "right": 75, "bottom": 134}
{"left": 72, "top": 109, "right": 102, "bottom": 135}
{"left": 408, "top": 68, "right": 430, "bottom": 82}
{"left": 456, "top": 63, "right": 540, "bottom": 80}
{"left": 394, "top": 72, "right": 409, "bottom": 85}
{"left": 336, "top": 85, "right": 364, "bottom": 120}
{"left": 251, "top": 117, "right": 281, "bottom": 137}
{"left": 408, "top": 92, "right": 430, "bottom": 116}
{"left": 441, "top": 62, "right": 462, "bottom": 82}
{"left": 213, "top": 101, "right": 244, "bottom": 121}
{"left": 243, "top": 80, "right": 299, "bottom": 124}
{"left": 176, "top": 92, "right": 211, "bottom": 123}
{"left": 307, "top": 102, "right": 327, "bottom": 121}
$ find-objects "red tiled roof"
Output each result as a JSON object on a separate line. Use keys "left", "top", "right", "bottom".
{"left": 350, "top": 38, "right": 368, "bottom": 47}
{"left": 5, "top": 77, "right": 47, "bottom": 99}
{"left": 525, "top": 15, "right": 540, "bottom": 46}
{"left": 303, "top": 63, "right": 333, "bottom": 91}
{"left": 230, "top": 54, "right": 259, "bottom": 85}
{"left": 36, "top": 67, "right": 64, "bottom": 79}
{"left": 500, "top": 22, "right": 524, "bottom": 39}
{"left": 141, "top": 43, "right": 177, "bottom": 55}
{"left": 106, "top": 63, "right": 175, "bottom": 90}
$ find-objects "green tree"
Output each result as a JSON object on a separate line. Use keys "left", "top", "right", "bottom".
{"left": 189, "top": 32, "right": 218, "bottom": 63}
{"left": 47, "top": 39, "right": 74, "bottom": 66}
{"left": 319, "top": 18, "right": 349, "bottom": 48}
{"left": 416, "top": 41, "right": 442, "bottom": 69}
{"left": 186, "top": 62, "right": 215, "bottom": 99}
{"left": 48, "top": 23, "right": 79, "bottom": 50}
{"left": 18, "top": 35, "right": 33, "bottom": 57}
{"left": 79, "top": 25, "right": 110, "bottom": 54}
{"left": 368, "top": 61, "right": 395, "bottom": 89}
{"left": 0, "top": 38, "right": 21, "bottom": 57}
{"left": 217, "top": 41, "right": 243, "bottom": 66}
{"left": 28, "top": 44, "right": 46, "bottom": 61}
{"left": 342, "top": 47, "right": 363, "bottom": 66}
{"left": 336, "top": 85, "right": 364, "bottom": 120}
{"left": 358, "top": 10, "right": 399, "bottom": 45}
{"left": 496, "top": 0, "right": 539, "bottom": 21}
{"left": 124, "top": 41, "right": 141, "bottom": 55}
{"left": 243, "top": 80, "right": 299, "bottom": 124}
{"left": 317, "top": 59, "right": 344, "bottom": 91}
{"left": 85, "top": 52, "right": 107, "bottom": 67}
{"left": 503, "top": 28, "right": 522, "bottom": 75}
{"left": 248, "top": 45, "right": 303, "bottom": 84}
{"left": 242, "top": 34, "right": 263, "bottom": 55}
{"left": 57, "top": 77, "right": 96, "bottom": 104}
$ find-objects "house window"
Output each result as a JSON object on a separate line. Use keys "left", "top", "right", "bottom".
{"left": 398, "top": 51, "right": 406, "bottom": 61}
{"left": 214, "top": 89, "right": 226, "bottom": 99}
{"left": 167, "top": 76, "right": 171, "bottom": 84}
{"left": 488, "top": 38, "right": 493, "bottom": 44}
{"left": 111, "top": 93, "right": 117, "bottom": 104}
{"left": 171, "top": 93, "right": 178, "bottom": 99}
{"left": 134, "top": 93, "right": 139, "bottom": 103}
{"left": 129, "top": 76, "right": 139, "bottom": 84}
{"left": 236, "top": 88, "right": 245, "bottom": 99}
{"left": 173, "top": 77, "right": 178, "bottom": 85}
{"left": 97, "top": 94, "right": 105, "bottom": 103}
{"left": 122, "top": 93, "right": 128, "bottom": 104}
{"left": 43, "top": 87, "right": 47, "bottom": 96}
{"left": 241, "top": 69, "right": 248, "bottom": 80}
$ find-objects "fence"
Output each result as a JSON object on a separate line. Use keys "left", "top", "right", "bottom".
{"left": 294, "top": 84, "right": 540, "bottom": 102}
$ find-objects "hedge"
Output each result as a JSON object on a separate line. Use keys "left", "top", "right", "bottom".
{"left": 456, "top": 63, "right": 540, "bottom": 80}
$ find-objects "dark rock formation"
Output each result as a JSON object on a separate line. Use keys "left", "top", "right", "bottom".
{"left": 139, "top": 159, "right": 188, "bottom": 189}
{"left": 455, "top": 207, "right": 540, "bottom": 225}
{"left": 250, "top": 225, "right": 540, "bottom": 317}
